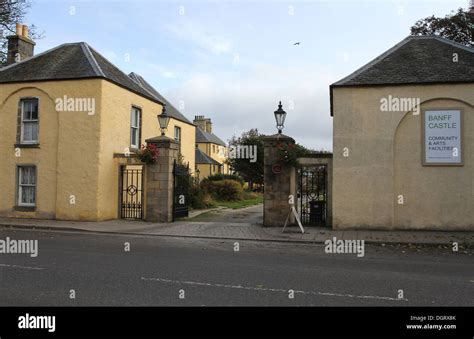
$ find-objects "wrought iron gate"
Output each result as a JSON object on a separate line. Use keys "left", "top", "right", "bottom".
{"left": 173, "top": 160, "right": 189, "bottom": 220}
{"left": 298, "top": 165, "right": 328, "bottom": 226}
{"left": 120, "top": 165, "right": 144, "bottom": 219}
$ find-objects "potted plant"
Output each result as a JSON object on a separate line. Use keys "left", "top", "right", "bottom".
{"left": 139, "top": 143, "right": 159, "bottom": 164}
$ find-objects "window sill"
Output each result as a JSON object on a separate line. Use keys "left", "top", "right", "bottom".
{"left": 14, "top": 205, "right": 36, "bottom": 212}
{"left": 14, "top": 143, "right": 40, "bottom": 149}
{"left": 113, "top": 151, "right": 139, "bottom": 158}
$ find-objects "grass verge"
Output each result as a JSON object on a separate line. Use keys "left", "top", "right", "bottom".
{"left": 214, "top": 195, "right": 263, "bottom": 209}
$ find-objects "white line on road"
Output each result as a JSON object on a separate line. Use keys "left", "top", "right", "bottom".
{"left": 141, "top": 277, "right": 408, "bottom": 302}
{"left": 0, "top": 263, "right": 44, "bottom": 270}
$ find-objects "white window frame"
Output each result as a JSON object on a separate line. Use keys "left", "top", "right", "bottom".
{"left": 174, "top": 126, "right": 181, "bottom": 143}
{"left": 130, "top": 107, "right": 141, "bottom": 149}
{"left": 20, "top": 98, "right": 39, "bottom": 144}
{"left": 17, "top": 166, "right": 36, "bottom": 207}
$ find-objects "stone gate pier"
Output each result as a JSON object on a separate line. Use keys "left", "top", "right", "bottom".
{"left": 262, "top": 133, "right": 296, "bottom": 227}
{"left": 145, "top": 136, "right": 179, "bottom": 222}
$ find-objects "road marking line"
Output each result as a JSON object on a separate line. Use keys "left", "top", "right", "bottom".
{"left": 141, "top": 277, "right": 408, "bottom": 302}
{"left": 0, "top": 263, "right": 44, "bottom": 270}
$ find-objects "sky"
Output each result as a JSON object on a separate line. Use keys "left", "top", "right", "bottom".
{"left": 25, "top": 0, "right": 469, "bottom": 151}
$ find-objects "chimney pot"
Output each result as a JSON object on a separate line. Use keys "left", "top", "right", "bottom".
{"left": 16, "top": 23, "right": 23, "bottom": 35}
{"left": 22, "top": 25, "right": 29, "bottom": 38}
{"left": 6, "top": 23, "right": 35, "bottom": 65}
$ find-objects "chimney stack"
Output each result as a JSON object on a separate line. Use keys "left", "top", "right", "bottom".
{"left": 193, "top": 115, "right": 213, "bottom": 134}
{"left": 205, "top": 119, "right": 212, "bottom": 133}
{"left": 6, "top": 23, "right": 35, "bottom": 66}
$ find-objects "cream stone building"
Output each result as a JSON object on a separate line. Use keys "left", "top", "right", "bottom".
{"left": 0, "top": 27, "right": 196, "bottom": 221}
{"left": 193, "top": 115, "right": 229, "bottom": 179}
{"left": 331, "top": 35, "right": 473, "bottom": 230}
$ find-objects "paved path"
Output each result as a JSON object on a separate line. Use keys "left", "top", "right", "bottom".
{"left": 188, "top": 204, "right": 263, "bottom": 224}
{"left": 0, "top": 209, "right": 473, "bottom": 246}
{"left": 0, "top": 229, "right": 472, "bottom": 306}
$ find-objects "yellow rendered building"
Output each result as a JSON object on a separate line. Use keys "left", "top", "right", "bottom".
{"left": 193, "top": 115, "right": 229, "bottom": 179}
{"left": 331, "top": 36, "right": 474, "bottom": 230}
{"left": 0, "top": 29, "right": 195, "bottom": 221}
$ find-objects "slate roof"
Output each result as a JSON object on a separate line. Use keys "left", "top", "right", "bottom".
{"left": 0, "top": 42, "right": 164, "bottom": 106}
{"left": 195, "top": 148, "right": 221, "bottom": 165}
{"left": 330, "top": 35, "right": 474, "bottom": 115}
{"left": 128, "top": 72, "right": 193, "bottom": 125}
{"left": 195, "top": 126, "right": 226, "bottom": 146}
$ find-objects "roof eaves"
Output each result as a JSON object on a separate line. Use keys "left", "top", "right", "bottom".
{"left": 196, "top": 148, "right": 221, "bottom": 165}
{"left": 128, "top": 72, "right": 195, "bottom": 126}
{"left": 329, "top": 80, "right": 474, "bottom": 116}
{"left": 107, "top": 79, "right": 165, "bottom": 106}
{"left": 129, "top": 73, "right": 161, "bottom": 100}
{"left": 129, "top": 72, "right": 146, "bottom": 88}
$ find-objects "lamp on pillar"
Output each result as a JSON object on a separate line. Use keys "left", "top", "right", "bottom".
{"left": 157, "top": 105, "right": 170, "bottom": 136}
{"left": 274, "top": 101, "right": 287, "bottom": 134}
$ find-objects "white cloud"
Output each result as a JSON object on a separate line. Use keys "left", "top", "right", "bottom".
{"left": 102, "top": 50, "right": 118, "bottom": 63}
{"left": 164, "top": 22, "right": 233, "bottom": 55}
{"left": 164, "top": 62, "right": 337, "bottom": 151}
{"left": 148, "top": 64, "right": 177, "bottom": 79}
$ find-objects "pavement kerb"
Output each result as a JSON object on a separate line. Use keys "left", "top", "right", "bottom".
{"left": 0, "top": 223, "right": 472, "bottom": 247}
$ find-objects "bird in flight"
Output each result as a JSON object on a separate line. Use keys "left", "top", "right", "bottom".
{"left": 294, "top": 42, "right": 301, "bottom": 45}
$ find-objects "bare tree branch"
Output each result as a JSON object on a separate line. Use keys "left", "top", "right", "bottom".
{"left": 0, "top": 0, "right": 42, "bottom": 65}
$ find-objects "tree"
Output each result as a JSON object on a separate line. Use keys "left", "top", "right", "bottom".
{"left": 227, "top": 129, "right": 264, "bottom": 190}
{"left": 410, "top": 7, "right": 474, "bottom": 47}
{"left": 0, "top": 0, "right": 41, "bottom": 64}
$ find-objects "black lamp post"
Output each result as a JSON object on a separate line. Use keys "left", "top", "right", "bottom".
{"left": 158, "top": 105, "right": 170, "bottom": 136}
{"left": 274, "top": 101, "right": 287, "bottom": 134}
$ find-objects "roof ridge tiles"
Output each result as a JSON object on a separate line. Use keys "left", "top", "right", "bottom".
{"left": 81, "top": 42, "right": 105, "bottom": 77}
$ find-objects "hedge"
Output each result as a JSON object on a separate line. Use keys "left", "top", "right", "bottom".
{"left": 205, "top": 173, "right": 244, "bottom": 186}
{"left": 201, "top": 179, "right": 244, "bottom": 201}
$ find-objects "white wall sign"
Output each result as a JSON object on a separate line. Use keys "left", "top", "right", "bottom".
{"left": 424, "top": 110, "right": 462, "bottom": 165}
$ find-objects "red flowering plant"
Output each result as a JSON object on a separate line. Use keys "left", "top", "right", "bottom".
{"left": 139, "top": 144, "right": 159, "bottom": 164}
{"left": 276, "top": 142, "right": 308, "bottom": 167}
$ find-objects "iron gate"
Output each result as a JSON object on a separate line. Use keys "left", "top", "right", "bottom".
{"left": 120, "top": 165, "right": 144, "bottom": 219}
{"left": 173, "top": 160, "right": 189, "bottom": 220}
{"left": 298, "top": 165, "right": 327, "bottom": 226}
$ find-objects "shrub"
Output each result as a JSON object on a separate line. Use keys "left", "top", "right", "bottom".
{"left": 206, "top": 173, "right": 244, "bottom": 186}
{"left": 201, "top": 179, "right": 243, "bottom": 201}
{"left": 202, "top": 193, "right": 216, "bottom": 208}
{"left": 243, "top": 191, "right": 259, "bottom": 200}
{"left": 188, "top": 183, "right": 205, "bottom": 209}
{"left": 188, "top": 177, "right": 216, "bottom": 209}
